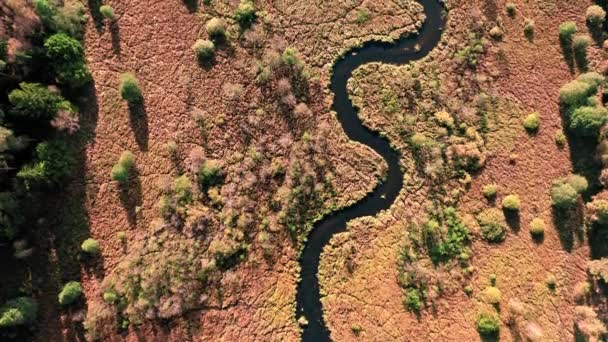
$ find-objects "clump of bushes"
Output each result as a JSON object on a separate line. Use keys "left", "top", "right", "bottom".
{"left": 234, "top": 0, "right": 256, "bottom": 29}
{"left": 551, "top": 174, "right": 588, "bottom": 209}
{"left": 81, "top": 238, "right": 100, "bottom": 255}
{"left": 477, "top": 208, "right": 507, "bottom": 243}
{"left": 198, "top": 159, "right": 223, "bottom": 189}
{"left": 476, "top": 312, "right": 500, "bottom": 336}
{"left": 206, "top": 18, "right": 227, "bottom": 41}
{"left": 529, "top": 218, "right": 545, "bottom": 237}
{"left": 404, "top": 288, "right": 422, "bottom": 312}
{"left": 559, "top": 21, "right": 577, "bottom": 45}
{"left": 8, "top": 82, "right": 64, "bottom": 120}
{"left": 502, "top": 194, "right": 521, "bottom": 211}
{"left": 111, "top": 151, "right": 136, "bottom": 183}
{"left": 560, "top": 72, "right": 607, "bottom": 136}
{"left": 44, "top": 32, "right": 91, "bottom": 88}
{"left": 570, "top": 105, "right": 608, "bottom": 136}
{"left": 34, "top": 0, "right": 87, "bottom": 38}
{"left": 0, "top": 297, "right": 38, "bottom": 328}
{"left": 523, "top": 112, "right": 540, "bottom": 133}
{"left": 586, "top": 198, "right": 608, "bottom": 225}
{"left": 193, "top": 39, "right": 215, "bottom": 63}
{"left": 18, "top": 140, "right": 76, "bottom": 187}
{"left": 119, "top": 73, "right": 142, "bottom": 104}
{"left": 58, "top": 281, "right": 83, "bottom": 305}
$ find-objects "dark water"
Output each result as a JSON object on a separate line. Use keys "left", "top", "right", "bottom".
{"left": 295, "top": 1, "right": 447, "bottom": 341}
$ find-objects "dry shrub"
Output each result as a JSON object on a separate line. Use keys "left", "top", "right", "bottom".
{"left": 574, "top": 306, "right": 607, "bottom": 340}
{"left": 186, "top": 147, "right": 205, "bottom": 173}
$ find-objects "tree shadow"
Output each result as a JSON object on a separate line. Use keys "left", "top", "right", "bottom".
{"left": 119, "top": 169, "right": 143, "bottom": 227}
{"left": 575, "top": 48, "right": 589, "bottom": 72}
{"left": 127, "top": 100, "right": 149, "bottom": 151}
{"left": 588, "top": 222, "right": 608, "bottom": 258}
{"left": 504, "top": 210, "right": 520, "bottom": 232}
{"left": 182, "top": 0, "right": 198, "bottom": 13}
{"left": 551, "top": 205, "right": 584, "bottom": 252}
{"left": 559, "top": 39, "right": 575, "bottom": 73}
{"left": 479, "top": 332, "right": 499, "bottom": 342}
{"left": 87, "top": 0, "right": 105, "bottom": 32}
{"left": 110, "top": 21, "right": 121, "bottom": 56}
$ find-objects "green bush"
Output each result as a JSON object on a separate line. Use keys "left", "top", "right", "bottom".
{"left": 569, "top": 105, "right": 608, "bottom": 136}
{"left": 573, "top": 35, "right": 590, "bottom": 67}
{"left": 565, "top": 174, "right": 588, "bottom": 193}
{"left": 559, "top": 21, "right": 577, "bottom": 43}
{"left": 524, "top": 20, "right": 535, "bottom": 39}
{"left": 476, "top": 312, "right": 500, "bottom": 336}
{"left": 0, "top": 297, "right": 38, "bottom": 328}
{"left": 18, "top": 140, "right": 75, "bottom": 187}
{"left": 34, "top": 0, "right": 87, "bottom": 38}
{"left": 577, "top": 72, "right": 604, "bottom": 87}
{"left": 523, "top": 112, "right": 540, "bottom": 132}
{"left": 198, "top": 159, "right": 223, "bottom": 189}
{"left": 477, "top": 208, "right": 507, "bottom": 243}
{"left": 483, "top": 286, "right": 502, "bottom": 305}
{"left": 559, "top": 80, "right": 595, "bottom": 106}
{"left": 502, "top": 194, "right": 521, "bottom": 211}
{"left": 58, "top": 281, "right": 82, "bottom": 305}
{"left": 9, "top": 82, "right": 63, "bottom": 119}
{"left": 99, "top": 5, "right": 115, "bottom": 20}
{"left": 586, "top": 5, "right": 606, "bottom": 26}
{"left": 44, "top": 33, "right": 91, "bottom": 88}
{"left": 551, "top": 182, "right": 578, "bottom": 209}
{"left": 482, "top": 184, "right": 498, "bottom": 199}
{"left": 356, "top": 9, "right": 371, "bottom": 24}
{"left": 529, "top": 218, "right": 545, "bottom": 237}
{"left": 119, "top": 73, "right": 142, "bottom": 103}
{"left": 81, "top": 238, "right": 100, "bottom": 255}
{"left": 234, "top": 0, "right": 256, "bottom": 29}
{"left": 555, "top": 130, "right": 567, "bottom": 147}
{"left": 174, "top": 175, "right": 193, "bottom": 205}
{"left": 404, "top": 288, "right": 422, "bottom": 312}
{"left": 206, "top": 18, "right": 227, "bottom": 40}
{"left": 111, "top": 151, "right": 135, "bottom": 183}
{"left": 193, "top": 39, "right": 215, "bottom": 62}
{"left": 102, "top": 289, "right": 118, "bottom": 303}
{"left": 506, "top": 3, "right": 516, "bottom": 17}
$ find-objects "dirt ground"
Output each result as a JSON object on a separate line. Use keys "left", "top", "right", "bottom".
{"left": 319, "top": 0, "right": 600, "bottom": 341}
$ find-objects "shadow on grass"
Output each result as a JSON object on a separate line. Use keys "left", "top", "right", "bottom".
{"left": 182, "top": 0, "right": 198, "bottom": 13}
{"left": 479, "top": 332, "right": 499, "bottom": 342}
{"left": 559, "top": 38, "right": 575, "bottom": 73}
{"left": 87, "top": 0, "right": 104, "bottom": 32}
{"left": 504, "top": 210, "right": 520, "bottom": 232}
{"left": 588, "top": 222, "right": 608, "bottom": 258}
{"left": 551, "top": 205, "right": 585, "bottom": 252}
{"left": 110, "top": 21, "right": 121, "bottom": 55}
{"left": 127, "top": 100, "right": 149, "bottom": 152}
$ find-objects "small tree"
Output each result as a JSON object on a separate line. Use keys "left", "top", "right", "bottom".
{"left": 502, "top": 194, "right": 521, "bottom": 211}
{"left": 482, "top": 184, "right": 498, "bottom": 199}
{"left": 44, "top": 33, "right": 91, "bottom": 88}
{"left": 569, "top": 105, "right": 608, "bottom": 136}
{"left": 523, "top": 112, "right": 540, "bottom": 133}
{"left": 111, "top": 151, "right": 135, "bottom": 183}
{"left": 476, "top": 312, "right": 500, "bottom": 336}
{"left": 477, "top": 208, "right": 507, "bottom": 243}
{"left": 559, "top": 21, "right": 577, "bottom": 44}
{"left": 81, "top": 238, "right": 100, "bottom": 255}
{"left": 193, "top": 39, "right": 215, "bottom": 63}
{"left": 551, "top": 182, "right": 578, "bottom": 209}
{"left": 119, "top": 73, "right": 142, "bottom": 104}
{"left": 559, "top": 80, "right": 595, "bottom": 106}
{"left": 198, "top": 159, "right": 223, "bottom": 189}
{"left": 524, "top": 19, "right": 535, "bottom": 39}
{"left": 18, "top": 140, "right": 76, "bottom": 187}
{"left": 529, "top": 218, "right": 545, "bottom": 237}
{"left": 234, "top": 0, "right": 256, "bottom": 29}
{"left": 58, "top": 281, "right": 83, "bottom": 305}
{"left": 9, "top": 82, "right": 63, "bottom": 119}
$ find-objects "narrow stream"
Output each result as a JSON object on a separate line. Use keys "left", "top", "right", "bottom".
{"left": 295, "top": 1, "right": 447, "bottom": 341}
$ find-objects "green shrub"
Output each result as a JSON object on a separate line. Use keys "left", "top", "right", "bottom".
{"left": 482, "top": 184, "right": 498, "bottom": 199}
{"left": 524, "top": 20, "right": 534, "bottom": 39}
{"left": 81, "top": 238, "right": 100, "bottom": 255}
{"left": 565, "top": 174, "right": 588, "bottom": 193}
{"left": 34, "top": 0, "right": 86, "bottom": 37}
{"left": 483, "top": 286, "right": 502, "bottom": 305}
{"left": 58, "top": 281, "right": 82, "bottom": 305}
{"left": 44, "top": 33, "right": 91, "bottom": 88}
{"left": 569, "top": 105, "right": 608, "bottom": 136}
{"left": 559, "top": 80, "right": 595, "bottom": 106}
{"left": 193, "top": 39, "right": 215, "bottom": 62}
{"left": 476, "top": 312, "right": 500, "bottom": 336}
{"left": 234, "top": 0, "right": 256, "bottom": 29}
{"left": 551, "top": 182, "right": 578, "bottom": 209}
{"left": 111, "top": 151, "right": 135, "bottom": 183}
{"left": 198, "top": 159, "right": 223, "bottom": 189}
{"left": 529, "top": 218, "right": 545, "bottom": 237}
{"left": 0, "top": 297, "right": 38, "bottom": 328}
{"left": 206, "top": 18, "right": 227, "bottom": 40}
{"left": 577, "top": 72, "right": 604, "bottom": 87}
{"left": 555, "top": 130, "right": 566, "bottom": 147}
{"left": 356, "top": 8, "right": 371, "bottom": 24}
{"left": 102, "top": 289, "right": 118, "bottom": 303}
{"left": 99, "top": 5, "right": 115, "bottom": 20}
{"left": 477, "top": 208, "right": 507, "bottom": 243}
{"left": 8, "top": 82, "right": 63, "bottom": 119}
{"left": 18, "top": 140, "right": 75, "bottom": 187}
{"left": 174, "top": 175, "right": 193, "bottom": 205}
{"left": 573, "top": 35, "right": 590, "bottom": 67}
{"left": 586, "top": 5, "right": 606, "bottom": 26}
{"left": 119, "top": 73, "right": 142, "bottom": 103}
{"left": 506, "top": 3, "right": 516, "bottom": 17}
{"left": 429, "top": 207, "right": 471, "bottom": 263}
{"left": 523, "top": 112, "right": 540, "bottom": 132}
{"left": 404, "top": 288, "right": 422, "bottom": 312}
{"left": 559, "top": 21, "right": 577, "bottom": 43}
{"left": 502, "top": 194, "right": 520, "bottom": 211}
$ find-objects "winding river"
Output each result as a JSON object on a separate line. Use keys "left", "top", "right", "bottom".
{"left": 295, "top": 0, "right": 447, "bottom": 341}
